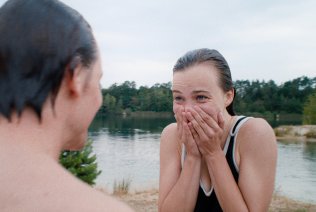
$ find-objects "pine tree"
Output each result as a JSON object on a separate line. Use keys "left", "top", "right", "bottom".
{"left": 59, "top": 139, "right": 101, "bottom": 185}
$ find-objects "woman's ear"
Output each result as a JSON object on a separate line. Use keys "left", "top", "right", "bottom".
{"left": 224, "top": 88, "right": 234, "bottom": 107}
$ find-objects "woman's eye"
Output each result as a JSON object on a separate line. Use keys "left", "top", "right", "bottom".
{"left": 196, "top": 95, "right": 208, "bottom": 101}
{"left": 174, "top": 96, "right": 183, "bottom": 102}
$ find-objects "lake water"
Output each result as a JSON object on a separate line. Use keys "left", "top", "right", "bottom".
{"left": 89, "top": 115, "right": 316, "bottom": 203}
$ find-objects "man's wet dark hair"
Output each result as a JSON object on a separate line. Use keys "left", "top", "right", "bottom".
{"left": 173, "top": 48, "right": 235, "bottom": 115}
{"left": 0, "top": 0, "right": 97, "bottom": 120}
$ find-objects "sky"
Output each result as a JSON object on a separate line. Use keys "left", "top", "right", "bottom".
{"left": 1, "top": 0, "right": 316, "bottom": 88}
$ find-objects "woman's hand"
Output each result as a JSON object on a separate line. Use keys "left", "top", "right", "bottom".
{"left": 185, "top": 106, "right": 225, "bottom": 157}
{"left": 174, "top": 106, "right": 201, "bottom": 159}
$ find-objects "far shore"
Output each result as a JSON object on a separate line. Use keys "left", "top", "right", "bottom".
{"left": 274, "top": 125, "right": 316, "bottom": 143}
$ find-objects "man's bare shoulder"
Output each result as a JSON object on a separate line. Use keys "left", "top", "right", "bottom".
{"left": 0, "top": 162, "right": 133, "bottom": 212}
{"left": 64, "top": 178, "right": 133, "bottom": 212}
{"left": 46, "top": 167, "right": 134, "bottom": 212}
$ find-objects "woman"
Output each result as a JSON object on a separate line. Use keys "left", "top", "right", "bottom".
{"left": 0, "top": 0, "right": 131, "bottom": 211}
{"left": 158, "top": 49, "right": 277, "bottom": 212}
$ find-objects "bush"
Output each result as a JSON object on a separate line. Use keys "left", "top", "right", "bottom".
{"left": 59, "top": 139, "right": 101, "bottom": 185}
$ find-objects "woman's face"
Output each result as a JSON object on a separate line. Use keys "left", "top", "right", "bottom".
{"left": 172, "top": 62, "right": 230, "bottom": 120}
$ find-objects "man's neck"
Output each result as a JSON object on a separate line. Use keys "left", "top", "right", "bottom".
{"left": 0, "top": 110, "right": 64, "bottom": 161}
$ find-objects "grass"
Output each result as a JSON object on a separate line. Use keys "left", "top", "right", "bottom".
{"left": 113, "top": 178, "right": 132, "bottom": 196}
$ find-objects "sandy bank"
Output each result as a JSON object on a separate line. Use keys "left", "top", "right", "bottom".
{"left": 103, "top": 189, "right": 316, "bottom": 212}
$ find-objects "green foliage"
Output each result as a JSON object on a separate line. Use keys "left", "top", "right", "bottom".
{"left": 100, "top": 81, "right": 172, "bottom": 114}
{"left": 234, "top": 76, "right": 315, "bottom": 114}
{"left": 59, "top": 139, "right": 101, "bottom": 185}
{"left": 303, "top": 91, "right": 316, "bottom": 124}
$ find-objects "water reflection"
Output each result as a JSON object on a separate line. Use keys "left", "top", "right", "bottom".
{"left": 89, "top": 115, "right": 175, "bottom": 135}
{"left": 275, "top": 142, "right": 316, "bottom": 203}
{"left": 90, "top": 128, "right": 161, "bottom": 192}
{"left": 304, "top": 143, "right": 316, "bottom": 161}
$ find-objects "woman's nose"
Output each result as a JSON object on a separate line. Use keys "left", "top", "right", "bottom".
{"left": 183, "top": 101, "right": 195, "bottom": 111}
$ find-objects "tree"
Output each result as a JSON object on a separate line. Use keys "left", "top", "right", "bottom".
{"left": 103, "top": 93, "right": 117, "bottom": 113}
{"left": 303, "top": 91, "right": 316, "bottom": 124}
{"left": 59, "top": 139, "right": 101, "bottom": 185}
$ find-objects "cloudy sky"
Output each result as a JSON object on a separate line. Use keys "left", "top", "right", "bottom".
{"left": 2, "top": 0, "right": 316, "bottom": 88}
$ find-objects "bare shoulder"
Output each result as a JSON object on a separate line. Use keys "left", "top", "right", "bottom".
{"left": 160, "top": 122, "right": 181, "bottom": 158}
{"left": 0, "top": 161, "right": 133, "bottom": 212}
{"left": 68, "top": 181, "right": 133, "bottom": 212}
{"left": 160, "top": 123, "right": 178, "bottom": 147}
{"left": 238, "top": 117, "right": 277, "bottom": 154}
{"left": 52, "top": 169, "right": 134, "bottom": 212}
{"left": 161, "top": 122, "right": 177, "bottom": 139}
{"left": 239, "top": 117, "right": 275, "bottom": 138}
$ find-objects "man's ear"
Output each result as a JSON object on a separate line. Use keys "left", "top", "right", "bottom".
{"left": 224, "top": 88, "right": 234, "bottom": 107}
{"left": 64, "top": 57, "right": 85, "bottom": 98}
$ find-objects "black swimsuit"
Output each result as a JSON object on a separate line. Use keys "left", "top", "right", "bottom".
{"left": 181, "top": 116, "right": 250, "bottom": 212}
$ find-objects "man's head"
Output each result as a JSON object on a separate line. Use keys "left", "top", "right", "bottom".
{"left": 0, "top": 0, "right": 103, "bottom": 150}
{"left": 0, "top": 0, "right": 97, "bottom": 120}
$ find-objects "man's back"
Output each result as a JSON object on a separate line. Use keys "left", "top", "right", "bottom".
{"left": 0, "top": 144, "right": 132, "bottom": 212}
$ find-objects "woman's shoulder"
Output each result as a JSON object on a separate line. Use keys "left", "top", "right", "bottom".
{"left": 161, "top": 122, "right": 177, "bottom": 137}
{"left": 160, "top": 122, "right": 182, "bottom": 155}
{"left": 237, "top": 117, "right": 277, "bottom": 153}
{"left": 239, "top": 117, "right": 274, "bottom": 136}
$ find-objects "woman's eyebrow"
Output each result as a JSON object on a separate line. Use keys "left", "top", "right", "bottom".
{"left": 172, "top": 89, "right": 182, "bottom": 93}
{"left": 192, "top": 90, "right": 210, "bottom": 94}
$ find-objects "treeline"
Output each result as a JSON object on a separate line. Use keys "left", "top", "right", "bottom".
{"left": 100, "top": 81, "right": 172, "bottom": 114}
{"left": 234, "top": 76, "right": 316, "bottom": 114}
{"left": 99, "top": 76, "right": 316, "bottom": 115}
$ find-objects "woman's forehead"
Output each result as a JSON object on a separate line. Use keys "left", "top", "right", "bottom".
{"left": 172, "top": 64, "right": 220, "bottom": 91}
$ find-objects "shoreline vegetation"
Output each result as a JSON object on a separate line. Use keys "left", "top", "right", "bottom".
{"left": 96, "top": 188, "right": 316, "bottom": 212}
